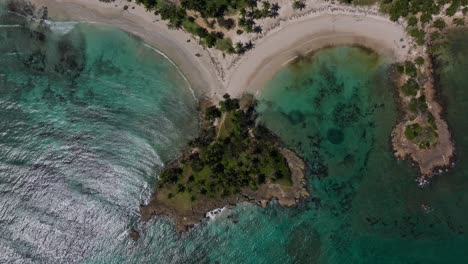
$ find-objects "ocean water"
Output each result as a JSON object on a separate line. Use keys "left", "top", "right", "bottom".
{"left": 2, "top": 4, "right": 468, "bottom": 264}
{"left": 0, "top": 9, "right": 199, "bottom": 263}
{"left": 254, "top": 41, "right": 468, "bottom": 263}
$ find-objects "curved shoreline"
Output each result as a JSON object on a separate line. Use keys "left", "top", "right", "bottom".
{"left": 35, "top": 0, "right": 411, "bottom": 100}
{"left": 35, "top": 0, "right": 222, "bottom": 98}
{"left": 142, "top": 43, "right": 197, "bottom": 100}
{"left": 33, "top": 0, "right": 454, "bottom": 178}
{"left": 225, "top": 14, "right": 410, "bottom": 97}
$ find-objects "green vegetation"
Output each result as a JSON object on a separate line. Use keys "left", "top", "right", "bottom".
{"left": 318, "top": 0, "right": 460, "bottom": 152}
{"left": 415, "top": 56, "right": 425, "bottom": 66}
{"left": 344, "top": 0, "right": 455, "bottom": 152}
{"left": 292, "top": 0, "right": 306, "bottom": 10}
{"left": 126, "top": 0, "right": 466, "bottom": 56}
{"left": 420, "top": 12, "right": 432, "bottom": 25}
{"left": 427, "top": 113, "right": 437, "bottom": 130}
{"left": 430, "top": 31, "right": 441, "bottom": 42}
{"left": 453, "top": 17, "right": 466, "bottom": 26}
{"left": 381, "top": 0, "right": 464, "bottom": 151}
{"left": 407, "top": 15, "right": 418, "bottom": 27}
{"left": 125, "top": 0, "right": 468, "bottom": 57}
{"left": 404, "top": 61, "right": 417, "bottom": 77}
{"left": 409, "top": 95, "right": 428, "bottom": 113}
{"left": 380, "top": 0, "right": 467, "bottom": 56}
{"left": 130, "top": 0, "right": 282, "bottom": 54}
{"left": 128, "top": 0, "right": 459, "bottom": 153}
{"left": 408, "top": 27, "right": 426, "bottom": 45}
{"left": 433, "top": 18, "right": 447, "bottom": 30}
{"left": 401, "top": 78, "right": 419, "bottom": 96}
{"left": 215, "top": 37, "right": 235, "bottom": 53}
{"left": 380, "top": 0, "right": 467, "bottom": 22}
{"left": 396, "top": 63, "right": 405, "bottom": 74}
{"left": 157, "top": 95, "right": 293, "bottom": 208}
{"left": 341, "top": 0, "right": 467, "bottom": 50}
{"left": 404, "top": 123, "right": 438, "bottom": 149}
{"left": 404, "top": 123, "right": 420, "bottom": 140}
{"left": 395, "top": 54, "right": 439, "bottom": 150}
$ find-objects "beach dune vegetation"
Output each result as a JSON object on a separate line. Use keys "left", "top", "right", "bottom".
{"left": 292, "top": 0, "right": 306, "bottom": 10}
{"left": 132, "top": 0, "right": 284, "bottom": 53}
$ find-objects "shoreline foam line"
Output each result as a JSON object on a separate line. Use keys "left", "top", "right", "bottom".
{"left": 0, "top": 24, "right": 21, "bottom": 27}
{"left": 142, "top": 43, "right": 198, "bottom": 101}
{"left": 44, "top": 20, "right": 78, "bottom": 35}
{"left": 282, "top": 56, "right": 298, "bottom": 66}
{"left": 60, "top": 18, "right": 198, "bottom": 101}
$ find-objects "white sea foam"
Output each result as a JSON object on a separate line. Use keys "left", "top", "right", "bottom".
{"left": 117, "top": 230, "right": 128, "bottom": 241}
{"left": 143, "top": 43, "right": 197, "bottom": 101}
{"left": 6, "top": 10, "right": 26, "bottom": 18}
{"left": 205, "top": 206, "right": 227, "bottom": 220}
{"left": 0, "top": 24, "right": 21, "bottom": 28}
{"left": 44, "top": 21, "right": 78, "bottom": 35}
{"left": 416, "top": 177, "right": 430, "bottom": 188}
{"left": 6, "top": 11, "right": 76, "bottom": 36}
{"left": 140, "top": 182, "right": 153, "bottom": 206}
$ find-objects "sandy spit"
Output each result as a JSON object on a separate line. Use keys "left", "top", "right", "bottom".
{"left": 33, "top": 0, "right": 412, "bottom": 100}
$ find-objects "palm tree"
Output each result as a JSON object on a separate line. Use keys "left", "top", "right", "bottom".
{"left": 245, "top": 0, "right": 258, "bottom": 9}
{"left": 253, "top": 25, "right": 263, "bottom": 34}
{"left": 262, "top": 1, "right": 271, "bottom": 10}
{"left": 245, "top": 41, "right": 254, "bottom": 50}
{"left": 261, "top": 1, "right": 271, "bottom": 17}
{"left": 270, "top": 3, "right": 280, "bottom": 18}
{"left": 238, "top": 16, "right": 247, "bottom": 27}
{"left": 235, "top": 42, "right": 245, "bottom": 54}
{"left": 270, "top": 10, "right": 279, "bottom": 18}
{"left": 292, "top": 0, "right": 306, "bottom": 10}
{"left": 271, "top": 2, "right": 280, "bottom": 12}
{"left": 240, "top": 8, "right": 247, "bottom": 16}
{"left": 246, "top": 18, "right": 256, "bottom": 27}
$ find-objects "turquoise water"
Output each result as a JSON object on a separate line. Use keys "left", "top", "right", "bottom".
{"left": 2, "top": 4, "right": 468, "bottom": 263}
{"left": 0, "top": 9, "right": 199, "bottom": 263}
{"left": 254, "top": 42, "right": 468, "bottom": 263}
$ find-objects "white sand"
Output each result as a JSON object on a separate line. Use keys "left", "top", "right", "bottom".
{"left": 226, "top": 14, "right": 412, "bottom": 97}
{"left": 34, "top": 0, "right": 223, "bottom": 98}
{"left": 33, "top": 0, "right": 413, "bottom": 100}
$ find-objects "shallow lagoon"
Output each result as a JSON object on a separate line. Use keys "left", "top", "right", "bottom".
{"left": 255, "top": 35, "right": 468, "bottom": 263}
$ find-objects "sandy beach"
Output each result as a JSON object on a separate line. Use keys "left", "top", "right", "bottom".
{"left": 34, "top": 0, "right": 412, "bottom": 100}
{"left": 31, "top": 0, "right": 459, "bottom": 178}
{"left": 34, "top": 0, "right": 223, "bottom": 98}
{"left": 226, "top": 14, "right": 411, "bottom": 96}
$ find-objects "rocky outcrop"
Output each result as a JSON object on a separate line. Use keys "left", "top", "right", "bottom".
{"left": 140, "top": 146, "right": 309, "bottom": 233}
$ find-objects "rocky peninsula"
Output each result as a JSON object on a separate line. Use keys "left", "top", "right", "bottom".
{"left": 141, "top": 95, "right": 308, "bottom": 232}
